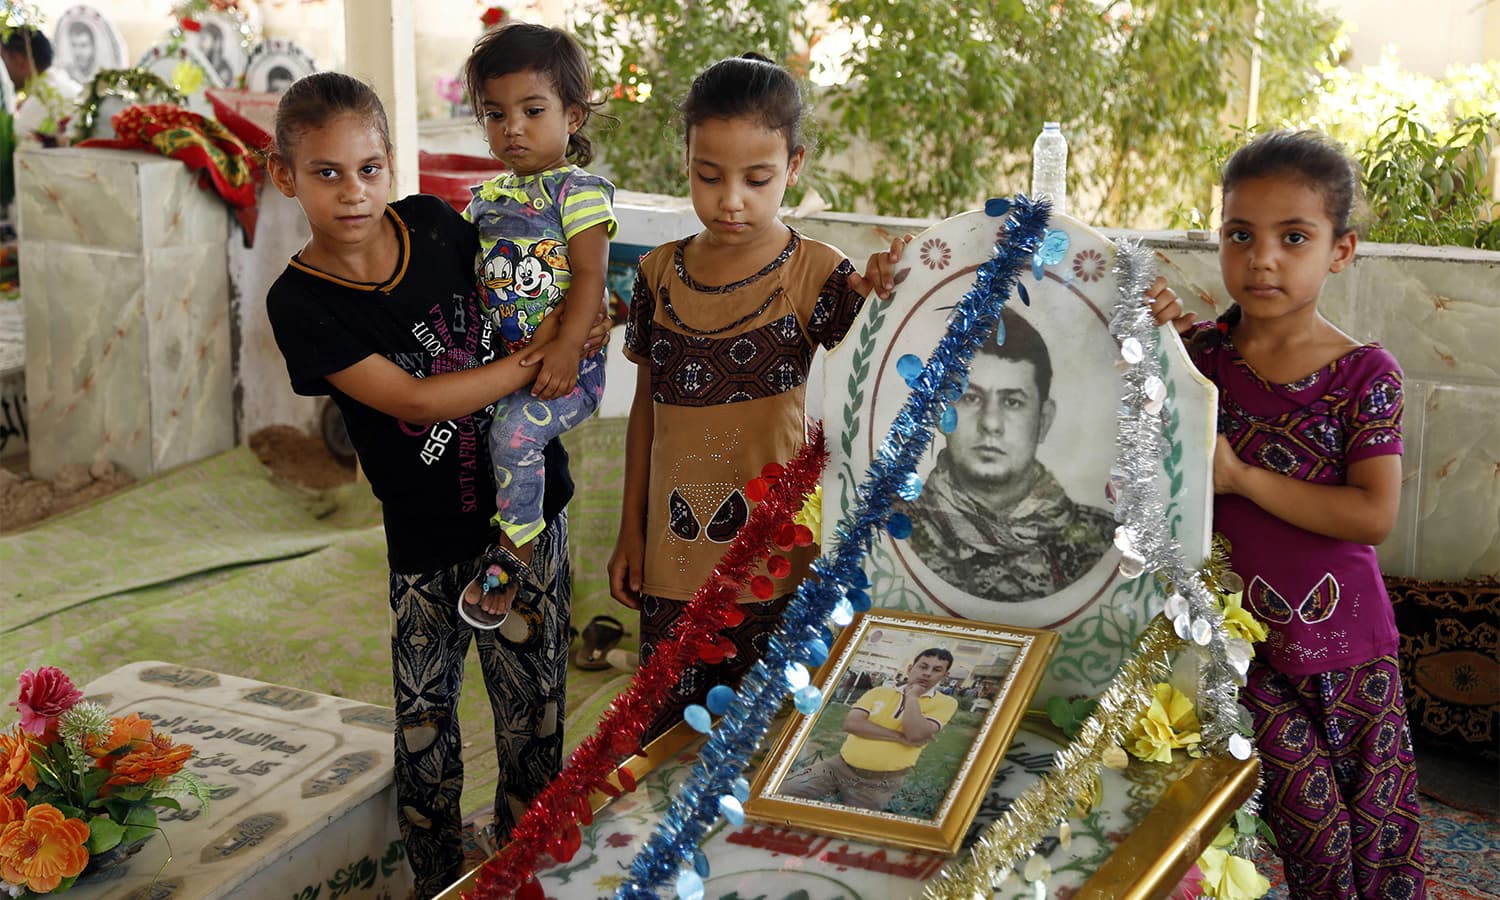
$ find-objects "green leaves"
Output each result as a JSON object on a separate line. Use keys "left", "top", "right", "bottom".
{"left": 88, "top": 814, "right": 127, "bottom": 854}
{"left": 1358, "top": 107, "right": 1499, "bottom": 250}
{"left": 1046, "top": 695, "right": 1098, "bottom": 741}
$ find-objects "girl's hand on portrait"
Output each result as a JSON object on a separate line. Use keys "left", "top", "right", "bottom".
{"left": 849, "top": 233, "right": 914, "bottom": 300}
{"left": 608, "top": 529, "right": 645, "bottom": 610}
{"left": 1144, "top": 276, "right": 1196, "bottom": 333}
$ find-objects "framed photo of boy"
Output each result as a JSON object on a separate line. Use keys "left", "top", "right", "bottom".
{"left": 746, "top": 611, "right": 1057, "bottom": 855}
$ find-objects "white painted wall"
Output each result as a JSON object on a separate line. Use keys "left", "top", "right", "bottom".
{"left": 1319, "top": 0, "right": 1498, "bottom": 74}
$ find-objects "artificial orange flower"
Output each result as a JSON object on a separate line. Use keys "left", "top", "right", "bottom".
{"left": 104, "top": 735, "right": 193, "bottom": 789}
{"left": 86, "top": 713, "right": 153, "bottom": 758}
{"left": 0, "top": 796, "right": 25, "bottom": 827}
{"left": 0, "top": 731, "right": 38, "bottom": 796}
{"left": 0, "top": 803, "right": 90, "bottom": 893}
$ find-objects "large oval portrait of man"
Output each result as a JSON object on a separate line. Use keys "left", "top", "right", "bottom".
{"left": 822, "top": 208, "right": 1215, "bottom": 698}
{"left": 892, "top": 299, "right": 1120, "bottom": 622}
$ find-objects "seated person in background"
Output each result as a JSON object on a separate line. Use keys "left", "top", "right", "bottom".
{"left": 902, "top": 307, "right": 1114, "bottom": 603}
{"left": 780, "top": 648, "right": 957, "bottom": 812}
{"left": 1, "top": 28, "right": 82, "bottom": 145}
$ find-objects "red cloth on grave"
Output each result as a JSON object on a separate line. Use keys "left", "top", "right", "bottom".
{"left": 79, "top": 104, "right": 263, "bottom": 243}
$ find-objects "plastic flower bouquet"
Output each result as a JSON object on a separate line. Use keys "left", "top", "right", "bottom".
{"left": 0, "top": 668, "right": 210, "bottom": 896}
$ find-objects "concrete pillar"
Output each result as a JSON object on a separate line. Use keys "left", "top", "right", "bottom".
{"left": 344, "top": 0, "right": 419, "bottom": 199}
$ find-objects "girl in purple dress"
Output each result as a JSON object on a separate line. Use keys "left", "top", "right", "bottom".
{"left": 1147, "top": 130, "right": 1426, "bottom": 899}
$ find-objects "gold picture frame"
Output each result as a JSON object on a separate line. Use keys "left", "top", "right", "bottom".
{"left": 746, "top": 611, "right": 1058, "bottom": 855}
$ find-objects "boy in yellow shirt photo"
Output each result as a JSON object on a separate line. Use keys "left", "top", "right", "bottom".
{"left": 781, "top": 648, "right": 959, "bottom": 813}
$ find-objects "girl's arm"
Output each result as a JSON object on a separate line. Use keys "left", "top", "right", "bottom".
{"left": 325, "top": 307, "right": 612, "bottom": 425}
{"left": 1214, "top": 437, "right": 1402, "bottom": 545}
{"left": 608, "top": 365, "right": 655, "bottom": 609}
{"left": 531, "top": 223, "right": 611, "bottom": 401}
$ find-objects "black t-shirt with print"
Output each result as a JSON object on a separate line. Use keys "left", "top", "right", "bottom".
{"left": 267, "top": 194, "right": 572, "bottom": 574}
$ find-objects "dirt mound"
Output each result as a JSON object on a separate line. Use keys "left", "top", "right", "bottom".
{"left": 249, "top": 425, "right": 357, "bottom": 490}
{"left": 0, "top": 459, "right": 136, "bottom": 534}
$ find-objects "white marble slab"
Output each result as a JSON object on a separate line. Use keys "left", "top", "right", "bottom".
{"left": 69, "top": 661, "right": 411, "bottom": 899}
{"left": 17, "top": 146, "right": 233, "bottom": 478}
{"left": 513, "top": 720, "right": 1203, "bottom": 900}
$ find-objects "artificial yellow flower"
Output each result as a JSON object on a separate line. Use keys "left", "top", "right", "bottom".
{"left": 1197, "top": 827, "right": 1271, "bottom": 900}
{"left": 794, "top": 484, "right": 822, "bottom": 545}
{"left": 1218, "top": 591, "right": 1268, "bottom": 644}
{"left": 171, "top": 61, "right": 205, "bottom": 95}
{"left": 1127, "top": 683, "right": 1202, "bottom": 763}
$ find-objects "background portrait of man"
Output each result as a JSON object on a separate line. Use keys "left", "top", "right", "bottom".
{"left": 900, "top": 306, "right": 1114, "bottom": 603}
{"left": 195, "top": 20, "right": 234, "bottom": 85}
{"left": 63, "top": 21, "right": 95, "bottom": 83}
{"left": 779, "top": 648, "right": 958, "bottom": 814}
{"left": 265, "top": 64, "right": 294, "bottom": 93}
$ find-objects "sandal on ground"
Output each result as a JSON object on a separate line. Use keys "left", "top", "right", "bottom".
{"left": 573, "top": 615, "right": 627, "bottom": 670}
{"left": 459, "top": 545, "right": 530, "bottom": 630}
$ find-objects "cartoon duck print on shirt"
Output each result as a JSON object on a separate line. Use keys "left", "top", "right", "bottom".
{"left": 480, "top": 237, "right": 571, "bottom": 352}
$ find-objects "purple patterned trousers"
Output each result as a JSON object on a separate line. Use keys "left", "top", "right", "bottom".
{"left": 1242, "top": 655, "right": 1427, "bottom": 900}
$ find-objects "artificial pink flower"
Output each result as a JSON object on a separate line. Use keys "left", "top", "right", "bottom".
{"left": 1170, "top": 862, "right": 1206, "bottom": 899}
{"left": 10, "top": 668, "right": 83, "bottom": 737}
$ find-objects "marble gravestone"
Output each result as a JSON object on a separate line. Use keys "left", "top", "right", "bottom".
{"left": 70, "top": 662, "right": 410, "bottom": 899}
{"left": 16, "top": 146, "right": 234, "bottom": 479}
{"left": 821, "top": 208, "right": 1216, "bottom": 700}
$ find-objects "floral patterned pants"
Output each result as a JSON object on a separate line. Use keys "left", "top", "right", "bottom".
{"left": 387, "top": 514, "right": 570, "bottom": 898}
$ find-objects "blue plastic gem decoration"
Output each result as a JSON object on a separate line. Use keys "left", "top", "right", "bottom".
{"left": 831, "top": 597, "right": 855, "bottom": 626}
{"left": 850, "top": 569, "right": 871, "bottom": 589}
{"left": 846, "top": 588, "right": 872, "bottom": 612}
{"left": 945, "top": 382, "right": 965, "bottom": 403}
{"left": 984, "top": 197, "right": 1013, "bottom": 217}
{"left": 794, "top": 684, "right": 824, "bottom": 715}
{"left": 898, "top": 472, "right": 924, "bottom": 501}
{"left": 895, "top": 353, "right": 924, "bottom": 387}
{"left": 732, "top": 777, "right": 751, "bottom": 803}
{"left": 887, "top": 512, "right": 914, "bottom": 539}
{"left": 694, "top": 849, "right": 711, "bottom": 877}
{"left": 1032, "top": 253, "right": 1046, "bottom": 281}
{"left": 1017, "top": 283, "right": 1031, "bottom": 307}
{"left": 705, "top": 684, "right": 736, "bottom": 716}
{"left": 1038, "top": 228, "right": 1070, "bottom": 265}
{"left": 718, "top": 795, "right": 745, "bottom": 826}
{"left": 994, "top": 317, "right": 1006, "bottom": 345}
{"left": 676, "top": 867, "right": 705, "bottom": 900}
{"left": 939, "top": 405, "right": 959, "bottom": 434}
{"left": 805, "top": 638, "right": 830, "bottom": 666}
{"left": 784, "top": 662, "right": 811, "bottom": 691}
{"left": 683, "top": 704, "right": 713, "bottom": 734}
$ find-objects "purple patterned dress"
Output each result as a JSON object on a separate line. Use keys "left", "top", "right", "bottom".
{"left": 1190, "top": 324, "right": 1426, "bottom": 900}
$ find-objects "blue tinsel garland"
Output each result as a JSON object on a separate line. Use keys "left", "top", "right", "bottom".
{"left": 616, "top": 196, "right": 1051, "bottom": 899}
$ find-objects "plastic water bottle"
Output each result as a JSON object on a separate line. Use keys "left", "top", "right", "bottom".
{"left": 1030, "top": 122, "right": 1068, "bottom": 216}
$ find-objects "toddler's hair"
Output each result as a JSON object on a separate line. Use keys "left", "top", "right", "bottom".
{"left": 1222, "top": 129, "right": 1362, "bottom": 237}
{"left": 681, "top": 53, "right": 807, "bottom": 156}
{"left": 273, "top": 72, "right": 390, "bottom": 163}
{"left": 464, "top": 22, "right": 600, "bottom": 166}
{"left": 1200, "top": 129, "right": 1363, "bottom": 346}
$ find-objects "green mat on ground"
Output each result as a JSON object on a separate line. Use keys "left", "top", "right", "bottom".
{"left": 0, "top": 446, "right": 370, "bottom": 632}
{"left": 0, "top": 421, "right": 638, "bottom": 817}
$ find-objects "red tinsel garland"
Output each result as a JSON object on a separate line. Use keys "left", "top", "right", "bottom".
{"left": 467, "top": 426, "right": 829, "bottom": 899}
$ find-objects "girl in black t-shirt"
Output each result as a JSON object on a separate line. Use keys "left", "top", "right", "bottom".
{"left": 264, "top": 72, "right": 608, "bottom": 897}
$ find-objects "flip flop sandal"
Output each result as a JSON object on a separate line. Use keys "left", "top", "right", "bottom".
{"left": 459, "top": 545, "right": 530, "bottom": 630}
{"left": 573, "top": 615, "right": 627, "bottom": 670}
